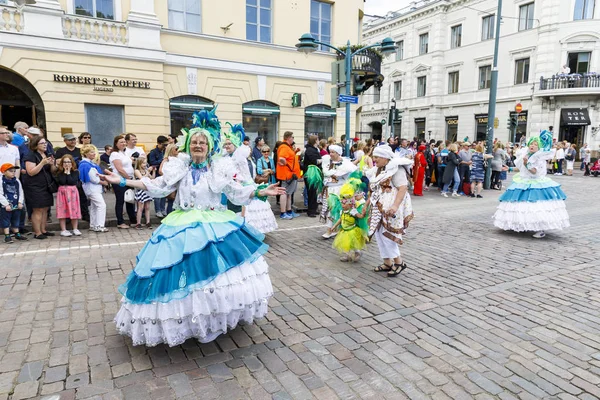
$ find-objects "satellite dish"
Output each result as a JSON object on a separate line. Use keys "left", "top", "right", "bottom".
{"left": 13, "top": 0, "right": 37, "bottom": 10}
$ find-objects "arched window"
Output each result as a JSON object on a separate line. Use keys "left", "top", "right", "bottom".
{"left": 305, "top": 104, "right": 335, "bottom": 141}
{"left": 169, "top": 95, "right": 214, "bottom": 137}
{"left": 242, "top": 100, "right": 280, "bottom": 147}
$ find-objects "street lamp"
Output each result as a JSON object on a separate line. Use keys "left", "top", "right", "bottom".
{"left": 296, "top": 34, "right": 397, "bottom": 156}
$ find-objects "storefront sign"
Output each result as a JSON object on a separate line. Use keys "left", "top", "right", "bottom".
{"left": 475, "top": 114, "right": 488, "bottom": 124}
{"left": 53, "top": 74, "right": 151, "bottom": 90}
{"left": 509, "top": 110, "right": 528, "bottom": 123}
{"left": 414, "top": 117, "right": 426, "bottom": 123}
{"left": 560, "top": 108, "right": 590, "bottom": 126}
{"left": 445, "top": 116, "right": 458, "bottom": 125}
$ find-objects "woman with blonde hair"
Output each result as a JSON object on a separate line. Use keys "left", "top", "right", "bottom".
{"left": 80, "top": 145, "right": 109, "bottom": 232}
{"left": 491, "top": 141, "right": 506, "bottom": 189}
{"left": 318, "top": 139, "right": 328, "bottom": 156}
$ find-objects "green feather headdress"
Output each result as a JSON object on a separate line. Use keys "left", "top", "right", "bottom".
{"left": 177, "top": 107, "right": 222, "bottom": 158}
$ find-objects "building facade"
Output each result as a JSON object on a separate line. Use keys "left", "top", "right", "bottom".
{"left": 360, "top": 0, "right": 600, "bottom": 148}
{"left": 0, "top": 0, "right": 364, "bottom": 149}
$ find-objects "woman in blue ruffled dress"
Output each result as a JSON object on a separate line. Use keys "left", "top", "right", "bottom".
{"left": 101, "top": 109, "right": 284, "bottom": 346}
{"left": 493, "top": 130, "right": 570, "bottom": 239}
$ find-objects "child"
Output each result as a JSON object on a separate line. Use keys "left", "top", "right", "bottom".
{"left": 0, "top": 163, "right": 27, "bottom": 243}
{"left": 133, "top": 157, "right": 154, "bottom": 229}
{"left": 331, "top": 179, "right": 369, "bottom": 262}
{"left": 80, "top": 145, "right": 109, "bottom": 232}
{"left": 56, "top": 155, "right": 82, "bottom": 237}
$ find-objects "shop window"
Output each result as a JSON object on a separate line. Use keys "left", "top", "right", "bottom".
{"left": 479, "top": 65, "right": 491, "bottom": 89}
{"left": 169, "top": 95, "right": 214, "bottom": 137}
{"left": 417, "top": 76, "right": 427, "bottom": 97}
{"left": 481, "top": 15, "right": 495, "bottom": 41}
{"left": 75, "top": 0, "right": 114, "bottom": 19}
{"left": 448, "top": 71, "right": 459, "bottom": 94}
{"left": 395, "top": 40, "right": 404, "bottom": 61}
{"left": 168, "top": 0, "right": 201, "bottom": 33}
{"left": 567, "top": 52, "right": 591, "bottom": 74}
{"left": 515, "top": 58, "right": 530, "bottom": 84}
{"left": 305, "top": 104, "right": 335, "bottom": 142}
{"left": 246, "top": 0, "right": 271, "bottom": 43}
{"left": 574, "top": 0, "right": 595, "bottom": 20}
{"left": 243, "top": 101, "right": 280, "bottom": 147}
{"left": 85, "top": 104, "right": 124, "bottom": 149}
{"left": 450, "top": 25, "right": 462, "bottom": 49}
{"left": 519, "top": 3, "right": 535, "bottom": 31}
{"left": 419, "top": 33, "right": 429, "bottom": 55}
{"left": 310, "top": 0, "right": 331, "bottom": 51}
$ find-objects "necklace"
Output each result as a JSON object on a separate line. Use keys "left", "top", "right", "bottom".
{"left": 191, "top": 160, "right": 208, "bottom": 169}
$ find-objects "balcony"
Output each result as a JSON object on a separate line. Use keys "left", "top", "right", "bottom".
{"left": 0, "top": 4, "right": 23, "bottom": 33}
{"left": 62, "top": 14, "right": 128, "bottom": 45}
{"left": 537, "top": 73, "right": 600, "bottom": 97}
{"left": 338, "top": 48, "right": 384, "bottom": 94}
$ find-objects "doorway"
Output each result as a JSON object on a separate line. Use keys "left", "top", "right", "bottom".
{"left": 560, "top": 126, "right": 586, "bottom": 147}
{"left": 0, "top": 68, "right": 45, "bottom": 130}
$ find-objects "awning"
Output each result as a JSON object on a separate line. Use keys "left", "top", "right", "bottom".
{"left": 169, "top": 100, "right": 213, "bottom": 110}
{"left": 561, "top": 108, "right": 591, "bottom": 126}
{"left": 305, "top": 109, "right": 336, "bottom": 117}
{"left": 242, "top": 105, "right": 280, "bottom": 115}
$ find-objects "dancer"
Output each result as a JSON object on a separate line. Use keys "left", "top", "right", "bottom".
{"left": 493, "top": 130, "right": 569, "bottom": 238}
{"left": 320, "top": 144, "right": 357, "bottom": 239}
{"left": 412, "top": 145, "right": 427, "bottom": 196}
{"left": 331, "top": 179, "right": 369, "bottom": 262}
{"left": 366, "top": 145, "right": 414, "bottom": 277}
{"left": 103, "top": 108, "right": 284, "bottom": 346}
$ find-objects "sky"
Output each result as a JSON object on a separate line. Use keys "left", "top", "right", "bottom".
{"left": 364, "top": 0, "right": 413, "bottom": 17}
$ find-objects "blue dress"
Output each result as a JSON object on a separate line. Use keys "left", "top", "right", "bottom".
{"left": 470, "top": 152, "right": 485, "bottom": 182}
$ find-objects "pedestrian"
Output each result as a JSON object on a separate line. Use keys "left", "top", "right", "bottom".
{"left": 252, "top": 136, "right": 265, "bottom": 163}
{"left": 366, "top": 145, "right": 413, "bottom": 277}
{"left": 148, "top": 135, "right": 168, "bottom": 217}
{"left": 103, "top": 107, "right": 284, "bottom": 346}
{"left": 583, "top": 146, "right": 591, "bottom": 176}
{"left": 412, "top": 145, "right": 427, "bottom": 196}
{"left": 491, "top": 141, "right": 506, "bottom": 189}
{"left": 78, "top": 132, "right": 92, "bottom": 146}
{"left": 302, "top": 135, "right": 322, "bottom": 218}
{"left": 436, "top": 142, "right": 448, "bottom": 190}
{"left": 318, "top": 139, "right": 328, "bottom": 156}
{"left": 469, "top": 143, "right": 493, "bottom": 198}
{"left": 55, "top": 155, "right": 82, "bottom": 237}
{"left": 276, "top": 131, "right": 301, "bottom": 220}
{"left": 133, "top": 157, "right": 154, "bottom": 229}
{"left": 457, "top": 142, "right": 472, "bottom": 195}
{"left": 554, "top": 142, "right": 565, "bottom": 176}
{"left": 110, "top": 135, "right": 136, "bottom": 229}
{"left": 493, "top": 131, "right": 569, "bottom": 238}
{"left": 100, "top": 145, "right": 112, "bottom": 166}
{"left": 124, "top": 133, "right": 145, "bottom": 159}
{"left": 0, "top": 163, "right": 27, "bottom": 243}
{"left": 565, "top": 143, "right": 577, "bottom": 176}
{"left": 579, "top": 143, "right": 587, "bottom": 171}
{"left": 441, "top": 143, "right": 461, "bottom": 197}
{"left": 55, "top": 134, "right": 82, "bottom": 164}
{"left": 79, "top": 145, "right": 108, "bottom": 232}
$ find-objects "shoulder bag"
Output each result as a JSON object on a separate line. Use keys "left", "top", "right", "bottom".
{"left": 36, "top": 153, "right": 58, "bottom": 194}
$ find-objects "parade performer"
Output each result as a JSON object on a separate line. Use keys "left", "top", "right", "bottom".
{"left": 366, "top": 145, "right": 414, "bottom": 277}
{"left": 103, "top": 108, "right": 284, "bottom": 346}
{"left": 330, "top": 178, "right": 369, "bottom": 262}
{"left": 319, "top": 144, "right": 357, "bottom": 239}
{"left": 493, "top": 130, "right": 569, "bottom": 238}
{"left": 413, "top": 145, "right": 427, "bottom": 196}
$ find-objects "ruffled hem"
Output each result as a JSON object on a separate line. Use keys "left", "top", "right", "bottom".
{"left": 115, "top": 258, "right": 272, "bottom": 347}
{"left": 508, "top": 174, "right": 561, "bottom": 189}
{"left": 245, "top": 199, "right": 278, "bottom": 234}
{"left": 493, "top": 200, "right": 570, "bottom": 232}
{"left": 499, "top": 186, "right": 567, "bottom": 202}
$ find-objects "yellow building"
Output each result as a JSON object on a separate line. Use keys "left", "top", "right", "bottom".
{"left": 0, "top": 0, "right": 364, "bottom": 149}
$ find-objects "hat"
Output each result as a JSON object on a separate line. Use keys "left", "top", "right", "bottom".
{"left": 329, "top": 144, "right": 343, "bottom": 155}
{"left": 1, "top": 163, "right": 19, "bottom": 173}
{"left": 373, "top": 145, "right": 394, "bottom": 159}
{"left": 352, "top": 137, "right": 360, "bottom": 142}
{"left": 462, "top": 142, "right": 471, "bottom": 146}
{"left": 27, "top": 127, "right": 41, "bottom": 135}
{"left": 63, "top": 133, "right": 76, "bottom": 140}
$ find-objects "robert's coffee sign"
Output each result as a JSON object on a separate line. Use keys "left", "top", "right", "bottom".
{"left": 53, "top": 74, "right": 151, "bottom": 92}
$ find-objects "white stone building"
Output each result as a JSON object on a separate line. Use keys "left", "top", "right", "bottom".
{"left": 360, "top": 0, "right": 600, "bottom": 149}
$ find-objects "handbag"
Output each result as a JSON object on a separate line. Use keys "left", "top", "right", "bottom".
{"left": 39, "top": 155, "right": 58, "bottom": 194}
{"left": 254, "top": 174, "right": 269, "bottom": 184}
{"left": 124, "top": 189, "right": 135, "bottom": 204}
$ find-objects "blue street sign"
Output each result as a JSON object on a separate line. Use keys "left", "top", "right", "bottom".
{"left": 338, "top": 94, "right": 359, "bottom": 104}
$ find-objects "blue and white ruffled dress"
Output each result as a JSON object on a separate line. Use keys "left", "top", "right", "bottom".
{"left": 114, "top": 154, "right": 273, "bottom": 346}
{"left": 493, "top": 150, "right": 570, "bottom": 232}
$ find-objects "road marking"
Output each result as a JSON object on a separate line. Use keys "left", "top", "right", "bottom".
{"left": 274, "top": 225, "right": 322, "bottom": 232}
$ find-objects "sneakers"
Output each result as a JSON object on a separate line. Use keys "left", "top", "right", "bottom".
{"left": 72, "top": 229, "right": 82, "bottom": 236}
{"left": 33, "top": 234, "right": 47, "bottom": 240}
{"left": 469, "top": 193, "right": 476, "bottom": 198}
{"left": 441, "top": 192, "right": 448, "bottom": 198}
{"left": 60, "top": 230, "right": 72, "bottom": 237}
{"left": 89, "top": 226, "right": 97, "bottom": 232}
{"left": 532, "top": 231, "right": 546, "bottom": 239}
{"left": 156, "top": 212, "right": 164, "bottom": 218}
{"left": 280, "top": 213, "right": 293, "bottom": 220}
{"left": 289, "top": 211, "right": 300, "bottom": 218}
{"left": 14, "top": 234, "right": 27, "bottom": 241}
{"left": 321, "top": 230, "right": 337, "bottom": 239}
{"left": 554, "top": 173, "right": 562, "bottom": 176}
{"left": 94, "top": 227, "right": 109, "bottom": 233}
{"left": 4, "top": 235, "right": 13, "bottom": 244}
{"left": 476, "top": 194, "right": 483, "bottom": 198}
{"left": 452, "top": 192, "right": 460, "bottom": 197}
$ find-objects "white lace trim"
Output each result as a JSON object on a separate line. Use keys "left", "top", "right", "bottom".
{"left": 245, "top": 199, "right": 278, "bottom": 234}
{"left": 493, "top": 200, "right": 570, "bottom": 232}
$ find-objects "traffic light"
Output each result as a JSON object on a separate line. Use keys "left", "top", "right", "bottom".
{"left": 291, "top": 93, "right": 302, "bottom": 107}
{"left": 353, "top": 75, "right": 366, "bottom": 95}
{"left": 394, "top": 108, "right": 403, "bottom": 121}
{"left": 506, "top": 115, "right": 517, "bottom": 130}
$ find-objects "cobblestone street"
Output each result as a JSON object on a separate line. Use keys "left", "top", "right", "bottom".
{"left": 1, "top": 172, "right": 599, "bottom": 400}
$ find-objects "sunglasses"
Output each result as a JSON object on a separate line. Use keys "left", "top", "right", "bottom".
{"left": 262, "top": 151, "right": 270, "bottom": 153}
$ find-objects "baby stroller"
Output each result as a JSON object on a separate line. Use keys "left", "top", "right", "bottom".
{"left": 590, "top": 159, "right": 600, "bottom": 177}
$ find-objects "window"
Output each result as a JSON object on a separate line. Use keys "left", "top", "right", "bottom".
{"left": 168, "top": 0, "right": 201, "bottom": 33}
{"left": 246, "top": 0, "right": 271, "bottom": 43}
{"left": 373, "top": 88, "right": 380, "bottom": 103}
{"left": 75, "top": 0, "right": 114, "bottom": 19}
{"left": 394, "top": 81, "right": 402, "bottom": 100}
{"left": 479, "top": 65, "right": 491, "bottom": 89}
{"left": 574, "top": 0, "right": 595, "bottom": 20}
{"left": 419, "top": 33, "right": 429, "bottom": 55}
{"left": 481, "top": 15, "right": 495, "bottom": 41}
{"left": 311, "top": 0, "right": 331, "bottom": 51}
{"left": 568, "top": 52, "right": 591, "bottom": 74}
{"left": 85, "top": 104, "right": 124, "bottom": 150}
{"left": 417, "top": 76, "right": 427, "bottom": 97}
{"left": 514, "top": 58, "right": 530, "bottom": 84}
{"left": 448, "top": 72, "right": 459, "bottom": 94}
{"left": 450, "top": 25, "right": 462, "bottom": 48}
{"left": 519, "top": 3, "right": 535, "bottom": 31}
{"left": 395, "top": 40, "right": 404, "bottom": 61}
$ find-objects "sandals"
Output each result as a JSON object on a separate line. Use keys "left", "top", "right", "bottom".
{"left": 374, "top": 263, "right": 393, "bottom": 272}
{"left": 387, "top": 262, "right": 408, "bottom": 277}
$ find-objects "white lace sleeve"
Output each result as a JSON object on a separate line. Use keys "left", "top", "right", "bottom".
{"left": 209, "top": 156, "right": 255, "bottom": 206}
{"left": 140, "top": 153, "right": 189, "bottom": 197}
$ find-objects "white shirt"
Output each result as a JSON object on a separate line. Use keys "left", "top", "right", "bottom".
{"left": 124, "top": 146, "right": 145, "bottom": 158}
{"left": 556, "top": 148, "right": 565, "bottom": 159}
{"left": 110, "top": 151, "right": 134, "bottom": 178}
{"left": 0, "top": 142, "right": 20, "bottom": 167}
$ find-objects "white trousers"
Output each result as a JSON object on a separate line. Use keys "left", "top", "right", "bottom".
{"left": 87, "top": 192, "right": 106, "bottom": 228}
{"left": 375, "top": 226, "right": 401, "bottom": 259}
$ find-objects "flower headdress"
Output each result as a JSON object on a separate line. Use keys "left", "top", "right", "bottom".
{"left": 222, "top": 122, "right": 246, "bottom": 149}
{"left": 177, "top": 107, "right": 222, "bottom": 158}
{"left": 526, "top": 129, "right": 552, "bottom": 152}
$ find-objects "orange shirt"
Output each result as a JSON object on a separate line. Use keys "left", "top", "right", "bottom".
{"left": 276, "top": 143, "right": 301, "bottom": 181}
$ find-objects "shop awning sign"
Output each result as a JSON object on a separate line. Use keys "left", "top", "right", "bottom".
{"left": 561, "top": 108, "right": 591, "bottom": 126}
{"left": 242, "top": 105, "right": 280, "bottom": 115}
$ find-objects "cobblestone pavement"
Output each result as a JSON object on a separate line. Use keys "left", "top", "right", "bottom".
{"left": 1, "top": 172, "right": 599, "bottom": 400}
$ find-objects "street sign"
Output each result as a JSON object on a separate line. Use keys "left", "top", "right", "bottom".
{"left": 338, "top": 94, "right": 359, "bottom": 104}
{"left": 493, "top": 117, "right": 499, "bottom": 128}
{"left": 515, "top": 103, "right": 523, "bottom": 113}
{"left": 381, "top": 119, "right": 386, "bottom": 125}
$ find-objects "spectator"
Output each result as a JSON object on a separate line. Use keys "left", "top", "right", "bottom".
{"left": 148, "top": 135, "right": 168, "bottom": 217}
{"left": 133, "top": 157, "right": 154, "bottom": 229}
{"left": 159, "top": 144, "right": 179, "bottom": 215}
{"left": 0, "top": 127, "right": 19, "bottom": 178}
{"left": 423, "top": 141, "right": 434, "bottom": 189}
{"left": 168, "top": 132, "right": 179, "bottom": 145}
{"left": 554, "top": 142, "right": 565, "bottom": 176}
{"left": 413, "top": 145, "right": 427, "bottom": 196}
{"left": 583, "top": 146, "right": 591, "bottom": 176}
{"left": 302, "top": 135, "right": 322, "bottom": 218}
{"left": 470, "top": 143, "right": 493, "bottom": 198}
{"left": 436, "top": 142, "right": 448, "bottom": 190}
{"left": 12, "top": 122, "right": 27, "bottom": 147}
{"left": 458, "top": 142, "right": 472, "bottom": 195}
{"left": 395, "top": 139, "right": 411, "bottom": 158}
{"left": 56, "top": 154, "right": 82, "bottom": 237}
{"left": 24, "top": 135, "right": 56, "bottom": 239}
{"left": 580, "top": 143, "right": 588, "bottom": 171}
{"left": 78, "top": 132, "right": 92, "bottom": 146}
{"left": 0, "top": 163, "right": 27, "bottom": 243}
{"left": 80, "top": 145, "right": 108, "bottom": 232}
{"left": 491, "top": 141, "right": 506, "bottom": 189}
{"left": 276, "top": 131, "right": 301, "bottom": 220}
{"left": 110, "top": 135, "right": 136, "bottom": 229}
{"left": 252, "top": 136, "right": 265, "bottom": 163}
{"left": 565, "top": 144, "right": 577, "bottom": 176}
{"left": 55, "top": 134, "right": 82, "bottom": 164}
{"left": 256, "top": 145, "right": 276, "bottom": 185}
{"left": 318, "top": 139, "right": 328, "bottom": 156}
{"left": 124, "top": 133, "right": 145, "bottom": 159}
{"left": 18, "top": 127, "right": 42, "bottom": 169}
{"left": 100, "top": 145, "right": 112, "bottom": 167}
{"left": 441, "top": 143, "right": 461, "bottom": 197}
{"left": 353, "top": 141, "right": 365, "bottom": 165}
